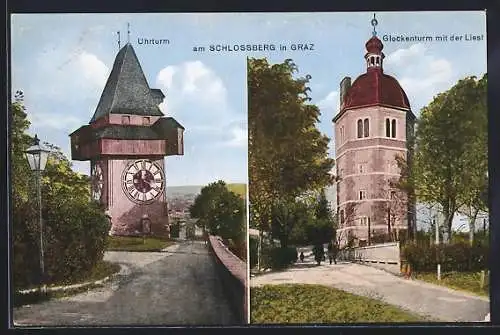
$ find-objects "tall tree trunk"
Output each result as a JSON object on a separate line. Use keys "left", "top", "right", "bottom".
{"left": 387, "top": 207, "right": 391, "bottom": 239}
{"left": 469, "top": 207, "right": 479, "bottom": 246}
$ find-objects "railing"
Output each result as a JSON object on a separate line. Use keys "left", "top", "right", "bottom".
{"left": 338, "top": 242, "right": 401, "bottom": 274}
{"left": 208, "top": 235, "right": 247, "bottom": 324}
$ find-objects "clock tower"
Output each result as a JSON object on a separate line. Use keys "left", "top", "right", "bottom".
{"left": 69, "top": 43, "right": 184, "bottom": 237}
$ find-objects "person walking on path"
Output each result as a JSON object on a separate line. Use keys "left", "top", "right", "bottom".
{"left": 331, "top": 242, "right": 338, "bottom": 264}
{"left": 312, "top": 244, "right": 325, "bottom": 266}
{"left": 327, "top": 242, "right": 334, "bottom": 265}
{"left": 299, "top": 252, "right": 305, "bottom": 262}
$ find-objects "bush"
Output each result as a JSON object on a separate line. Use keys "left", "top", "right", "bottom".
{"left": 264, "top": 246, "right": 298, "bottom": 269}
{"left": 13, "top": 197, "right": 109, "bottom": 289}
{"left": 401, "top": 242, "right": 488, "bottom": 272}
{"left": 249, "top": 236, "right": 258, "bottom": 268}
{"left": 169, "top": 223, "right": 180, "bottom": 238}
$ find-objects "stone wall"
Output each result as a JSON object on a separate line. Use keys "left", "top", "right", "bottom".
{"left": 208, "top": 235, "right": 247, "bottom": 324}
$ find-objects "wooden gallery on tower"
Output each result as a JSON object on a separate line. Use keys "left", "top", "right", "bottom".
{"left": 333, "top": 17, "right": 416, "bottom": 247}
{"left": 70, "top": 42, "right": 185, "bottom": 237}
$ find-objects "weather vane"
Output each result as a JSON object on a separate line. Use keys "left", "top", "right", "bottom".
{"left": 371, "top": 13, "right": 378, "bottom": 36}
{"left": 117, "top": 31, "right": 121, "bottom": 50}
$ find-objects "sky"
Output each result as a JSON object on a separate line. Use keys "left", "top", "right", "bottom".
{"left": 11, "top": 11, "right": 487, "bottom": 230}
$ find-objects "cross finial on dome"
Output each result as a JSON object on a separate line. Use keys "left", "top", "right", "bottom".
{"left": 371, "top": 13, "right": 378, "bottom": 36}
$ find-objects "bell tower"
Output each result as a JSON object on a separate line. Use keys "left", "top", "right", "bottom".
{"left": 69, "top": 43, "right": 185, "bottom": 237}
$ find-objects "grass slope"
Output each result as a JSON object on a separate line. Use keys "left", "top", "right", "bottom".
{"left": 227, "top": 183, "right": 247, "bottom": 198}
{"left": 107, "top": 236, "right": 175, "bottom": 252}
{"left": 414, "top": 271, "right": 489, "bottom": 297}
{"left": 14, "top": 261, "right": 121, "bottom": 307}
{"left": 251, "top": 284, "right": 425, "bottom": 323}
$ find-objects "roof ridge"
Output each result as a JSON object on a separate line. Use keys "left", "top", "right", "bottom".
{"left": 108, "top": 45, "right": 129, "bottom": 114}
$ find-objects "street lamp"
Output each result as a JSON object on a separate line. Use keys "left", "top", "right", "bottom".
{"left": 24, "top": 134, "right": 50, "bottom": 291}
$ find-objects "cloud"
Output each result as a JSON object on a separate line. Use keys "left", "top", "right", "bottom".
{"left": 222, "top": 124, "right": 248, "bottom": 147}
{"left": 384, "top": 43, "right": 454, "bottom": 112}
{"left": 318, "top": 90, "right": 339, "bottom": 115}
{"left": 30, "top": 113, "right": 84, "bottom": 130}
{"left": 33, "top": 47, "right": 109, "bottom": 101}
{"left": 15, "top": 46, "right": 109, "bottom": 131}
{"left": 156, "top": 61, "right": 244, "bottom": 146}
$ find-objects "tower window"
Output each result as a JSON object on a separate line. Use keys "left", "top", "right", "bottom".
{"left": 122, "top": 115, "right": 130, "bottom": 125}
{"left": 357, "top": 119, "right": 369, "bottom": 139}
{"left": 360, "top": 217, "right": 368, "bottom": 226}
{"left": 358, "top": 164, "right": 365, "bottom": 174}
{"left": 386, "top": 118, "right": 397, "bottom": 138}
{"left": 390, "top": 191, "right": 396, "bottom": 199}
{"left": 339, "top": 125, "right": 345, "bottom": 143}
{"left": 359, "top": 190, "right": 367, "bottom": 200}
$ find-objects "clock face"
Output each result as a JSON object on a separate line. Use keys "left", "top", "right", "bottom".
{"left": 121, "top": 159, "right": 165, "bottom": 204}
{"left": 91, "top": 162, "right": 104, "bottom": 201}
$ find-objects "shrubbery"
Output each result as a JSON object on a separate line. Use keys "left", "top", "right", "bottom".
{"left": 401, "top": 242, "right": 488, "bottom": 272}
{"left": 169, "top": 223, "right": 180, "bottom": 238}
{"left": 262, "top": 246, "right": 298, "bottom": 269}
{"left": 11, "top": 97, "right": 110, "bottom": 290}
{"left": 13, "top": 179, "right": 110, "bottom": 289}
{"left": 249, "top": 236, "right": 258, "bottom": 269}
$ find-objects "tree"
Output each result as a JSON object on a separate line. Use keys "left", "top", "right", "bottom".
{"left": 373, "top": 178, "right": 409, "bottom": 242}
{"left": 270, "top": 198, "right": 309, "bottom": 248}
{"left": 248, "top": 57, "right": 335, "bottom": 238}
{"left": 189, "top": 180, "right": 246, "bottom": 245}
{"left": 11, "top": 94, "right": 109, "bottom": 288}
{"left": 457, "top": 74, "right": 488, "bottom": 245}
{"left": 405, "top": 75, "right": 487, "bottom": 240}
{"left": 311, "top": 190, "right": 335, "bottom": 244}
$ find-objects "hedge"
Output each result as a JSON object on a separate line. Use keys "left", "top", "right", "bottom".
{"left": 264, "top": 247, "right": 298, "bottom": 270}
{"left": 13, "top": 198, "right": 109, "bottom": 289}
{"left": 401, "top": 242, "right": 488, "bottom": 272}
{"left": 249, "top": 236, "right": 258, "bottom": 269}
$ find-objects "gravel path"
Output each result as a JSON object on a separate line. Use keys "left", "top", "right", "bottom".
{"left": 251, "top": 258, "right": 489, "bottom": 322}
{"left": 13, "top": 241, "right": 237, "bottom": 326}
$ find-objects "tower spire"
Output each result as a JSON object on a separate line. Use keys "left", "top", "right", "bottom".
{"left": 127, "top": 23, "right": 130, "bottom": 43}
{"left": 365, "top": 14, "right": 384, "bottom": 72}
{"left": 371, "top": 13, "right": 378, "bottom": 36}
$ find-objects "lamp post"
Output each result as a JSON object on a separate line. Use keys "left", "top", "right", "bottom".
{"left": 24, "top": 134, "right": 50, "bottom": 291}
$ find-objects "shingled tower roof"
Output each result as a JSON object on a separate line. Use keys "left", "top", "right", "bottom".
{"left": 90, "top": 43, "right": 164, "bottom": 123}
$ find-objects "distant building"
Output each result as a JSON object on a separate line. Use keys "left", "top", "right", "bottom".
{"left": 332, "top": 18, "right": 416, "bottom": 246}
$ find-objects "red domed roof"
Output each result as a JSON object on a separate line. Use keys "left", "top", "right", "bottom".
{"left": 365, "top": 35, "right": 383, "bottom": 54}
{"left": 342, "top": 71, "right": 410, "bottom": 110}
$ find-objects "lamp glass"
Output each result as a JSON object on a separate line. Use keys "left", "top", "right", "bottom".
{"left": 39, "top": 150, "right": 49, "bottom": 171}
{"left": 25, "top": 144, "right": 50, "bottom": 171}
{"left": 25, "top": 151, "right": 39, "bottom": 171}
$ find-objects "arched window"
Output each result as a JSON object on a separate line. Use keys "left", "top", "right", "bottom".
{"left": 370, "top": 57, "right": 375, "bottom": 65}
{"left": 357, "top": 119, "right": 363, "bottom": 138}
{"left": 391, "top": 119, "right": 396, "bottom": 138}
{"left": 376, "top": 57, "right": 380, "bottom": 65}
{"left": 363, "top": 118, "right": 369, "bottom": 137}
{"left": 386, "top": 118, "right": 390, "bottom": 137}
